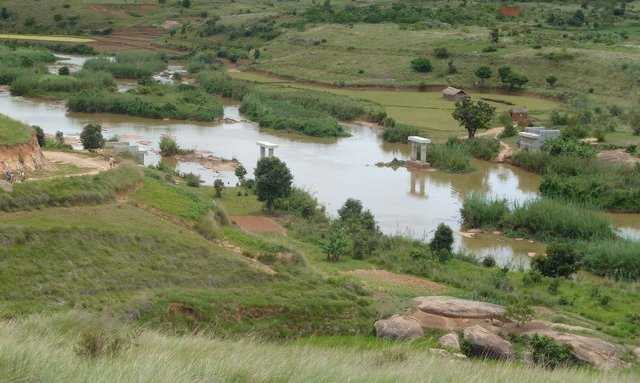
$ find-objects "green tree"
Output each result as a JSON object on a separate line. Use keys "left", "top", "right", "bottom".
{"left": 58, "top": 66, "right": 70, "bottom": 76}
{"left": 498, "top": 65, "right": 512, "bottom": 84}
{"left": 410, "top": 58, "right": 432, "bottom": 73}
{"left": 474, "top": 66, "right": 492, "bottom": 87}
{"left": 498, "top": 65, "right": 528, "bottom": 90}
{"left": 55, "top": 131, "right": 65, "bottom": 145}
{"left": 546, "top": 75, "right": 558, "bottom": 88}
{"left": 338, "top": 198, "right": 363, "bottom": 221}
{"left": 32, "top": 125, "right": 45, "bottom": 147}
{"left": 323, "top": 224, "right": 348, "bottom": 262}
{"left": 254, "top": 49, "right": 261, "bottom": 60}
{"left": 532, "top": 242, "right": 579, "bottom": 278}
{"left": 452, "top": 98, "right": 496, "bottom": 139}
{"left": 80, "top": 124, "right": 104, "bottom": 150}
{"left": 159, "top": 136, "right": 179, "bottom": 157}
{"left": 234, "top": 164, "right": 247, "bottom": 182}
{"left": 254, "top": 157, "right": 293, "bottom": 211}
{"left": 430, "top": 223, "right": 454, "bottom": 253}
{"left": 490, "top": 28, "right": 500, "bottom": 45}
{"left": 181, "top": 0, "right": 191, "bottom": 8}
{"left": 214, "top": 179, "right": 225, "bottom": 197}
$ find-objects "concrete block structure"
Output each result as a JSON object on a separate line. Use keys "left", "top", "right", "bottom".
{"left": 407, "top": 136, "right": 431, "bottom": 167}
{"left": 257, "top": 141, "right": 278, "bottom": 159}
{"left": 106, "top": 141, "right": 147, "bottom": 164}
{"left": 517, "top": 127, "right": 561, "bottom": 150}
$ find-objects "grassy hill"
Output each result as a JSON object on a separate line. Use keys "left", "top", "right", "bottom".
{"left": 0, "top": 113, "right": 33, "bottom": 146}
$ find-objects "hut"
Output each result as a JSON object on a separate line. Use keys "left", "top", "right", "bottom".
{"left": 441, "top": 87, "right": 469, "bottom": 102}
{"left": 510, "top": 107, "right": 529, "bottom": 127}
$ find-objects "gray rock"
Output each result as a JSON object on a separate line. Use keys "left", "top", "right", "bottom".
{"left": 463, "top": 325, "right": 514, "bottom": 360}
{"left": 521, "top": 329, "right": 625, "bottom": 370}
{"left": 438, "top": 332, "right": 460, "bottom": 351}
{"left": 414, "top": 296, "right": 505, "bottom": 319}
{"left": 374, "top": 315, "right": 424, "bottom": 340}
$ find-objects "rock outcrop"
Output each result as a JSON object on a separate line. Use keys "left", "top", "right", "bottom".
{"left": 414, "top": 296, "right": 505, "bottom": 319}
{"left": 463, "top": 325, "right": 514, "bottom": 360}
{"left": 374, "top": 315, "right": 424, "bottom": 340}
{"left": 521, "top": 329, "right": 625, "bottom": 370}
{"left": 438, "top": 333, "right": 461, "bottom": 351}
{"left": 0, "top": 135, "right": 46, "bottom": 175}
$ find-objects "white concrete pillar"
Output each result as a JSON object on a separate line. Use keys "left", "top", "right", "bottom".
{"left": 410, "top": 142, "right": 417, "bottom": 161}
{"left": 260, "top": 146, "right": 266, "bottom": 159}
{"left": 268, "top": 148, "right": 274, "bottom": 157}
{"left": 420, "top": 144, "right": 427, "bottom": 163}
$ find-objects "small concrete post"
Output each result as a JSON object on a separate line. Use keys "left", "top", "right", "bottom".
{"left": 407, "top": 136, "right": 431, "bottom": 165}
{"left": 268, "top": 148, "right": 274, "bottom": 157}
{"left": 260, "top": 146, "right": 266, "bottom": 159}
{"left": 420, "top": 143, "right": 427, "bottom": 163}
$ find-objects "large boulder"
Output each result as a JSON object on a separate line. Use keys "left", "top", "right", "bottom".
{"left": 522, "top": 329, "right": 625, "bottom": 370}
{"left": 414, "top": 296, "right": 505, "bottom": 319}
{"left": 438, "top": 332, "right": 461, "bottom": 351}
{"left": 374, "top": 315, "right": 424, "bottom": 340}
{"left": 463, "top": 325, "right": 514, "bottom": 360}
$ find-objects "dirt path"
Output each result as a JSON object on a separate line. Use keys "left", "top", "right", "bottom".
{"left": 230, "top": 215, "right": 287, "bottom": 235}
{"left": 496, "top": 141, "right": 513, "bottom": 163}
{"left": 349, "top": 269, "right": 445, "bottom": 291}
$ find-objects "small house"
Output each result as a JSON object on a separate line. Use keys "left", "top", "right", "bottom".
{"left": 510, "top": 107, "right": 529, "bottom": 127}
{"left": 441, "top": 87, "right": 469, "bottom": 102}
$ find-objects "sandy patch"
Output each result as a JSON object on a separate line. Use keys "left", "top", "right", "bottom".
{"left": 230, "top": 215, "right": 287, "bottom": 235}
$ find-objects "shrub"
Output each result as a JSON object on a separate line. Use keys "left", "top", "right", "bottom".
{"left": 505, "top": 301, "right": 534, "bottom": 326}
{"left": 430, "top": 223, "right": 454, "bottom": 253}
{"left": 482, "top": 256, "right": 496, "bottom": 268}
{"left": 76, "top": 326, "right": 129, "bottom": 359}
{"left": 159, "top": 136, "right": 179, "bottom": 157}
{"left": 194, "top": 212, "right": 221, "bottom": 240}
{"left": 32, "top": 125, "right": 45, "bottom": 147}
{"left": 434, "top": 47, "right": 450, "bottom": 59}
{"left": 255, "top": 157, "right": 293, "bottom": 211}
{"left": 532, "top": 242, "right": 579, "bottom": 278}
{"left": 461, "top": 194, "right": 508, "bottom": 228}
{"left": 542, "top": 138, "right": 596, "bottom": 158}
{"left": 462, "top": 137, "right": 500, "bottom": 161}
{"left": 214, "top": 179, "right": 225, "bottom": 197}
{"left": 184, "top": 173, "right": 201, "bottom": 187}
{"left": 382, "top": 122, "right": 420, "bottom": 143}
{"left": 411, "top": 57, "right": 432, "bottom": 73}
{"left": 80, "top": 123, "right": 104, "bottom": 149}
{"left": 529, "top": 335, "right": 577, "bottom": 369}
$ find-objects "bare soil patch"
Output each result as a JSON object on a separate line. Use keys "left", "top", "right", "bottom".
{"left": 597, "top": 149, "right": 640, "bottom": 167}
{"left": 230, "top": 215, "right": 287, "bottom": 235}
{"left": 350, "top": 269, "right": 445, "bottom": 291}
{"left": 90, "top": 26, "right": 180, "bottom": 53}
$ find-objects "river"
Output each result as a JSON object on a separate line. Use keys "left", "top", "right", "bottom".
{"left": 0, "top": 55, "right": 637, "bottom": 268}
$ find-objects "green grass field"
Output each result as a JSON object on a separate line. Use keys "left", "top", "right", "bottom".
{"left": 230, "top": 70, "right": 560, "bottom": 141}
{"left": 0, "top": 113, "right": 33, "bottom": 146}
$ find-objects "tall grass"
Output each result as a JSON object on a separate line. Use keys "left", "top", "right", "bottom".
{"left": 460, "top": 193, "right": 509, "bottom": 228}
{"left": 83, "top": 52, "right": 167, "bottom": 79}
{"left": 198, "top": 71, "right": 252, "bottom": 99}
{"left": 240, "top": 93, "right": 348, "bottom": 137}
{"left": 67, "top": 87, "right": 224, "bottom": 122}
{"left": 0, "top": 165, "right": 142, "bottom": 211}
{"left": 0, "top": 312, "right": 634, "bottom": 383}
{"left": 461, "top": 195, "right": 614, "bottom": 241}
{"left": 580, "top": 240, "right": 640, "bottom": 281}
{"left": 426, "top": 143, "right": 473, "bottom": 173}
{"left": 10, "top": 70, "right": 116, "bottom": 97}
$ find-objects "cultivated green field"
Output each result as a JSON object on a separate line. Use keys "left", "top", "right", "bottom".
{"left": 0, "top": 33, "right": 93, "bottom": 43}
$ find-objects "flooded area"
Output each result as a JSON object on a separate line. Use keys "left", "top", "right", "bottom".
{"left": 1, "top": 56, "right": 637, "bottom": 267}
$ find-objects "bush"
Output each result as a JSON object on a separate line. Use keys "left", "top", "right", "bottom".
{"left": 76, "top": 326, "right": 129, "bottom": 359}
{"left": 32, "top": 125, "right": 45, "bottom": 147}
{"left": 505, "top": 301, "right": 534, "bottom": 326}
{"left": 461, "top": 137, "right": 500, "bottom": 161}
{"left": 461, "top": 194, "right": 508, "bottom": 229}
{"left": 80, "top": 123, "right": 104, "bottom": 149}
{"left": 184, "top": 173, "right": 201, "bottom": 187}
{"left": 83, "top": 52, "right": 167, "bottom": 79}
{"left": 255, "top": 157, "right": 293, "bottom": 211}
{"left": 434, "top": 47, "right": 450, "bottom": 59}
{"left": 430, "top": 223, "right": 453, "bottom": 253}
{"left": 194, "top": 212, "right": 221, "bottom": 240}
{"left": 214, "top": 179, "right": 225, "bottom": 197}
{"left": 482, "top": 256, "right": 496, "bottom": 268}
{"left": 542, "top": 138, "right": 596, "bottom": 158}
{"left": 411, "top": 58, "right": 432, "bottom": 73}
{"left": 532, "top": 242, "right": 579, "bottom": 278}
{"left": 382, "top": 122, "right": 420, "bottom": 143}
{"left": 529, "top": 335, "right": 578, "bottom": 369}
{"left": 159, "top": 136, "right": 179, "bottom": 157}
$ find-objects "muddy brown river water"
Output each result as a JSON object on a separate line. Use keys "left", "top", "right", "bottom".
{"left": 1, "top": 56, "right": 637, "bottom": 267}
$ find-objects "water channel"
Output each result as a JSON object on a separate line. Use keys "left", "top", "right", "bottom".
{"left": 0, "top": 55, "right": 637, "bottom": 268}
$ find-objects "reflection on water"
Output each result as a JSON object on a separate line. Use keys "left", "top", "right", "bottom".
{"left": 1, "top": 86, "right": 637, "bottom": 266}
